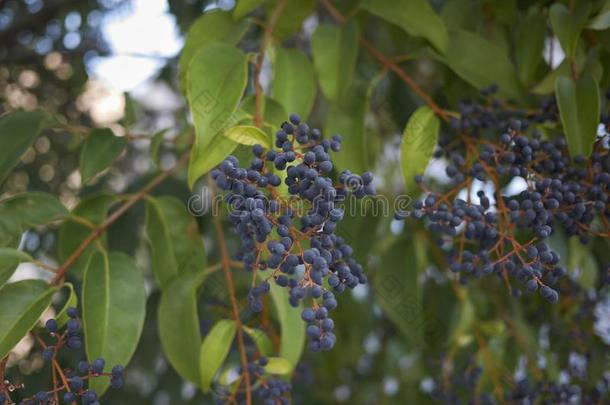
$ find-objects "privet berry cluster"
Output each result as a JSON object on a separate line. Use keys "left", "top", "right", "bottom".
{"left": 212, "top": 114, "right": 374, "bottom": 352}
{"left": 0, "top": 308, "right": 124, "bottom": 405}
{"left": 214, "top": 357, "right": 292, "bottom": 405}
{"left": 399, "top": 86, "right": 610, "bottom": 301}
{"left": 427, "top": 355, "right": 610, "bottom": 404}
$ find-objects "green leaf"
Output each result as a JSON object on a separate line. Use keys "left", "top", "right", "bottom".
{"left": 311, "top": 22, "right": 359, "bottom": 102}
{"left": 57, "top": 194, "right": 116, "bottom": 278}
{"left": 54, "top": 282, "right": 77, "bottom": 328}
{"left": 361, "top": 0, "right": 448, "bottom": 54}
{"left": 149, "top": 129, "right": 167, "bottom": 167}
{"left": 79, "top": 128, "right": 127, "bottom": 184}
{"left": 158, "top": 271, "right": 207, "bottom": 385}
{"left": 441, "top": 0, "right": 481, "bottom": 31}
{"left": 272, "top": 47, "right": 316, "bottom": 118}
{"left": 145, "top": 196, "right": 206, "bottom": 289}
{"left": 189, "top": 134, "right": 240, "bottom": 186}
{"left": 0, "top": 110, "right": 50, "bottom": 184}
{"left": 550, "top": 3, "right": 591, "bottom": 59}
{"left": 234, "top": 0, "right": 266, "bottom": 19}
{"left": 515, "top": 12, "right": 546, "bottom": 86}
{"left": 145, "top": 199, "right": 179, "bottom": 288}
{"left": 532, "top": 60, "right": 572, "bottom": 95}
{"left": 179, "top": 11, "right": 249, "bottom": 92}
{"left": 0, "top": 248, "right": 31, "bottom": 287}
{"left": 374, "top": 238, "right": 423, "bottom": 347}
{"left": 326, "top": 81, "right": 371, "bottom": 174}
{"left": 264, "top": 357, "right": 293, "bottom": 375}
{"left": 243, "top": 326, "right": 274, "bottom": 357}
{"left": 223, "top": 125, "right": 270, "bottom": 147}
{"left": 555, "top": 73, "right": 600, "bottom": 157}
{"left": 568, "top": 238, "right": 598, "bottom": 289}
{"left": 400, "top": 106, "right": 440, "bottom": 193}
{"left": 0, "top": 280, "right": 55, "bottom": 358}
{"left": 83, "top": 251, "right": 146, "bottom": 395}
{"left": 0, "top": 192, "right": 68, "bottom": 247}
{"left": 240, "top": 96, "right": 288, "bottom": 134}
{"left": 261, "top": 273, "right": 305, "bottom": 367}
{"left": 187, "top": 43, "right": 249, "bottom": 187}
{"left": 446, "top": 296, "right": 475, "bottom": 345}
{"left": 199, "top": 319, "right": 237, "bottom": 392}
{"left": 445, "top": 29, "right": 522, "bottom": 99}
{"left": 266, "top": 0, "right": 315, "bottom": 39}
{"left": 588, "top": 2, "right": 610, "bottom": 30}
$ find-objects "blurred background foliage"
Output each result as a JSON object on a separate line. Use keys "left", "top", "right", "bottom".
{"left": 1, "top": 0, "right": 609, "bottom": 404}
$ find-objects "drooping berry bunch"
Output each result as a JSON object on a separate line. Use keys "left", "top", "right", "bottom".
{"left": 212, "top": 114, "right": 374, "bottom": 352}
{"left": 400, "top": 87, "right": 610, "bottom": 302}
{"left": 213, "top": 357, "right": 292, "bottom": 405}
{"left": 0, "top": 307, "right": 124, "bottom": 405}
{"left": 426, "top": 357, "right": 610, "bottom": 404}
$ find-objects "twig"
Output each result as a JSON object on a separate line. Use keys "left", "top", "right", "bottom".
{"left": 320, "top": 0, "right": 450, "bottom": 122}
{"left": 207, "top": 177, "right": 252, "bottom": 405}
{"left": 254, "top": 0, "right": 287, "bottom": 127}
{"left": 50, "top": 152, "right": 190, "bottom": 285}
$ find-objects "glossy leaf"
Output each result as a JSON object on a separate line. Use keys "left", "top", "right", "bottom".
{"left": 515, "top": 12, "right": 546, "bottom": 86}
{"left": 588, "top": 2, "right": 610, "bottom": 30}
{"left": 555, "top": 73, "right": 600, "bottom": 157}
{"left": 445, "top": 29, "right": 522, "bottom": 99}
{"left": 187, "top": 43, "right": 249, "bottom": 187}
{"left": 361, "top": 0, "right": 448, "bottom": 53}
{"left": 199, "top": 319, "right": 236, "bottom": 392}
{"left": 550, "top": 3, "right": 590, "bottom": 58}
{"left": 243, "top": 326, "right": 274, "bottom": 357}
{"left": 189, "top": 134, "right": 239, "bottom": 185}
{"left": 400, "top": 106, "right": 440, "bottom": 194}
{"left": 441, "top": 0, "right": 481, "bottom": 31}
{"left": 240, "top": 96, "right": 287, "bottom": 135}
{"left": 179, "top": 11, "right": 249, "bottom": 91}
{"left": 264, "top": 357, "right": 293, "bottom": 375}
{"left": 55, "top": 282, "right": 77, "bottom": 328}
{"left": 149, "top": 129, "right": 167, "bottom": 167}
{"left": 266, "top": 0, "right": 315, "bottom": 39}
{"left": 326, "top": 81, "right": 371, "bottom": 174}
{"left": 57, "top": 194, "right": 116, "bottom": 278}
{"left": 0, "top": 110, "right": 50, "bottom": 184}
{"left": 0, "top": 247, "right": 31, "bottom": 287}
{"left": 223, "top": 125, "right": 270, "bottom": 147}
{"left": 158, "top": 271, "right": 207, "bottom": 385}
{"left": 145, "top": 196, "right": 206, "bottom": 289}
{"left": 145, "top": 198, "right": 178, "bottom": 289}
{"left": 447, "top": 296, "right": 474, "bottom": 344}
{"left": 79, "top": 128, "right": 127, "bottom": 184}
{"left": 375, "top": 238, "right": 423, "bottom": 347}
{"left": 272, "top": 47, "right": 316, "bottom": 118}
{"left": 568, "top": 238, "right": 598, "bottom": 289}
{"left": 0, "top": 192, "right": 68, "bottom": 247}
{"left": 83, "top": 251, "right": 146, "bottom": 395}
{"left": 311, "top": 22, "right": 359, "bottom": 103}
{"left": 0, "top": 280, "right": 55, "bottom": 358}
{"left": 261, "top": 273, "right": 305, "bottom": 367}
{"left": 234, "top": 0, "right": 266, "bottom": 19}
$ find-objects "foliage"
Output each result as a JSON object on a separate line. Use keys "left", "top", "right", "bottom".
{"left": 0, "top": 0, "right": 609, "bottom": 404}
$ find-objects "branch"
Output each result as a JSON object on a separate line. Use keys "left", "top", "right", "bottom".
{"left": 320, "top": 0, "right": 450, "bottom": 122}
{"left": 254, "top": 0, "right": 287, "bottom": 127}
{"left": 207, "top": 178, "right": 252, "bottom": 405}
{"left": 50, "top": 151, "right": 190, "bottom": 285}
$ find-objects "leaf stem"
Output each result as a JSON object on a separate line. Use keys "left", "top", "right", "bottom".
{"left": 207, "top": 177, "right": 252, "bottom": 405}
{"left": 50, "top": 151, "right": 190, "bottom": 285}
{"left": 254, "top": 0, "right": 287, "bottom": 127}
{"left": 320, "top": 0, "right": 450, "bottom": 122}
